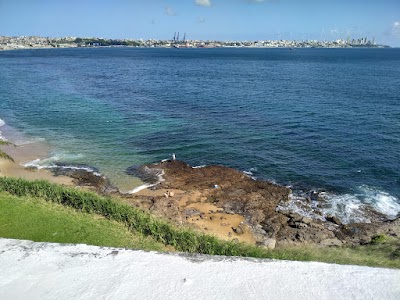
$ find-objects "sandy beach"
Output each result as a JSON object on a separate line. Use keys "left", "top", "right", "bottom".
{"left": 0, "top": 141, "right": 73, "bottom": 186}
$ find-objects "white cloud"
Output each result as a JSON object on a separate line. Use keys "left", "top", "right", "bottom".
{"left": 384, "top": 21, "right": 400, "bottom": 38}
{"left": 195, "top": 0, "right": 211, "bottom": 7}
{"left": 197, "top": 17, "right": 206, "bottom": 23}
{"left": 392, "top": 21, "right": 400, "bottom": 36}
{"left": 165, "top": 6, "right": 177, "bottom": 16}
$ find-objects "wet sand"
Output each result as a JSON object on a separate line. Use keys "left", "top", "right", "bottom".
{"left": 135, "top": 186, "right": 257, "bottom": 244}
{"left": 0, "top": 142, "right": 73, "bottom": 186}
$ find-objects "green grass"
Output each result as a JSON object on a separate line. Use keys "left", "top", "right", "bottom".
{"left": 272, "top": 240, "right": 400, "bottom": 269}
{"left": 0, "top": 177, "right": 399, "bottom": 268}
{"left": 0, "top": 177, "right": 270, "bottom": 257}
{"left": 0, "top": 192, "right": 168, "bottom": 251}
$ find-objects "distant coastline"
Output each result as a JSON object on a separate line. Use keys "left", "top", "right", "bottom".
{"left": 0, "top": 35, "right": 390, "bottom": 51}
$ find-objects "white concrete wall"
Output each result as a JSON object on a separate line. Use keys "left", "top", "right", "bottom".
{"left": 0, "top": 238, "right": 399, "bottom": 300}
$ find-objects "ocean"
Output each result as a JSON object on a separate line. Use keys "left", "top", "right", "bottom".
{"left": 1, "top": 47, "right": 399, "bottom": 222}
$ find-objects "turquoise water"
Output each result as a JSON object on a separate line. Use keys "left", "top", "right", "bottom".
{"left": 1, "top": 47, "right": 399, "bottom": 221}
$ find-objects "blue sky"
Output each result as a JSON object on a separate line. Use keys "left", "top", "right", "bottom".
{"left": 0, "top": 0, "right": 399, "bottom": 46}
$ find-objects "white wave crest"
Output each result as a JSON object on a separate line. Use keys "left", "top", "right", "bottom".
{"left": 59, "top": 165, "right": 102, "bottom": 177}
{"left": 322, "top": 185, "right": 400, "bottom": 223}
{"left": 243, "top": 170, "right": 257, "bottom": 180}
{"left": 22, "top": 159, "right": 46, "bottom": 169}
{"left": 278, "top": 185, "right": 400, "bottom": 224}
{"left": 322, "top": 194, "right": 367, "bottom": 224}
{"left": 128, "top": 184, "right": 157, "bottom": 194}
{"left": 21, "top": 152, "right": 82, "bottom": 169}
{"left": 128, "top": 169, "right": 165, "bottom": 194}
{"left": 277, "top": 193, "right": 325, "bottom": 221}
{"left": 192, "top": 165, "right": 206, "bottom": 169}
{"left": 0, "top": 118, "right": 6, "bottom": 141}
{"left": 22, "top": 158, "right": 102, "bottom": 177}
{"left": 20, "top": 151, "right": 105, "bottom": 177}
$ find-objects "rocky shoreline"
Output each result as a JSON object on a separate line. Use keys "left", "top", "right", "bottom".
{"left": 2, "top": 149, "right": 399, "bottom": 249}
{"left": 120, "top": 160, "right": 400, "bottom": 249}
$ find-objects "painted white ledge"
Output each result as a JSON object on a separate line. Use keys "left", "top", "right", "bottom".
{"left": 0, "top": 238, "right": 399, "bottom": 300}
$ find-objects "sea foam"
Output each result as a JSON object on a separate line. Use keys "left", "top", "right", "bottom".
{"left": 278, "top": 185, "right": 400, "bottom": 224}
{"left": 128, "top": 169, "right": 165, "bottom": 194}
{"left": 22, "top": 159, "right": 103, "bottom": 177}
{"left": 0, "top": 118, "right": 6, "bottom": 141}
{"left": 192, "top": 165, "right": 206, "bottom": 169}
{"left": 0, "top": 118, "right": 46, "bottom": 145}
{"left": 21, "top": 151, "right": 103, "bottom": 177}
{"left": 323, "top": 186, "right": 400, "bottom": 223}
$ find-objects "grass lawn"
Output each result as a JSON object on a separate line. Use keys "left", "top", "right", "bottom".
{"left": 0, "top": 177, "right": 399, "bottom": 268}
{"left": 273, "top": 241, "right": 400, "bottom": 269}
{"left": 0, "top": 191, "right": 168, "bottom": 252}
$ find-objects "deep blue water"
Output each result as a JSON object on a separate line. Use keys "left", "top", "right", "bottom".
{"left": 1, "top": 47, "right": 399, "bottom": 220}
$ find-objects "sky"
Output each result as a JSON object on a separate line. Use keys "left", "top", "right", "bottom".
{"left": 0, "top": 0, "right": 399, "bottom": 46}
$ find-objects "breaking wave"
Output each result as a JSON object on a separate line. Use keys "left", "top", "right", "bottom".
{"left": 0, "top": 118, "right": 6, "bottom": 141}
{"left": 21, "top": 152, "right": 102, "bottom": 177}
{"left": 278, "top": 185, "right": 400, "bottom": 224}
{"left": 127, "top": 168, "right": 165, "bottom": 194}
{"left": 322, "top": 186, "right": 400, "bottom": 223}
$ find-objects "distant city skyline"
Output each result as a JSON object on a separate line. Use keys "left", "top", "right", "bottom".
{"left": 0, "top": 0, "right": 399, "bottom": 47}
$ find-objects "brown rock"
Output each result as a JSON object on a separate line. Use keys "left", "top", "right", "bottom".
{"left": 311, "top": 223, "right": 326, "bottom": 230}
{"left": 320, "top": 238, "right": 343, "bottom": 247}
{"left": 232, "top": 226, "right": 244, "bottom": 235}
{"left": 287, "top": 213, "right": 303, "bottom": 222}
{"left": 326, "top": 215, "right": 342, "bottom": 225}
{"left": 301, "top": 217, "right": 313, "bottom": 225}
{"left": 140, "top": 160, "right": 400, "bottom": 248}
{"left": 262, "top": 238, "right": 277, "bottom": 250}
{"left": 314, "top": 232, "right": 328, "bottom": 241}
{"left": 297, "top": 222, "right": 308, "bottom": 229}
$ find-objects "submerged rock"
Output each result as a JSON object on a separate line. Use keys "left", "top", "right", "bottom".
{"left": 51, "top": 164, "right": 116, "bottom": 194}
{"left": 126, "top": 165, "right": 163, "bottom": 184}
